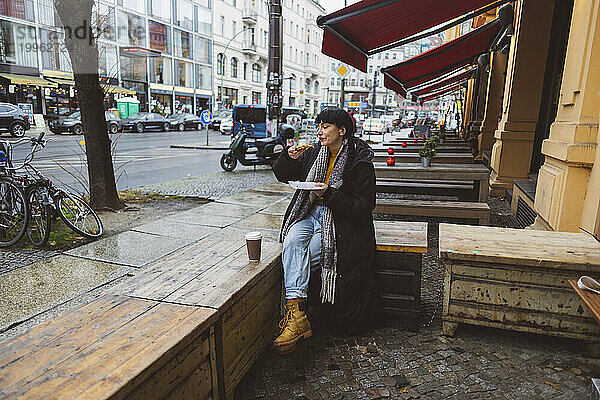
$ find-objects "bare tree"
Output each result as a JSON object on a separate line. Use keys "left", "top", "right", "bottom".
{"left": 53, "top": 0, "right": 124, "bottom": 210}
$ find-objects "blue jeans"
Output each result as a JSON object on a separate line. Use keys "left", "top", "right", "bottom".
{"left": 282, "top": 205, "right": 323, "bottom": 299}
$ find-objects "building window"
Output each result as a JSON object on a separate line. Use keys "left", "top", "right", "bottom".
{"left": 174, "top": 29, "right": 192, "bottom": 59}
{"left": 149, "top": 0, "right": 170, "bottom": 23}
{"left": 120, "top": 53, "right": 147, "bottom": 81}
{"left": 98, "top": 42, "right": 117, "bottom": 78}
{"left": 175, "top": 0, "right": 194, "bottom": 31}
{"left": 330, "top": 77, "right": 334, "bottom": 85}
{"left": 360, "top": 79, "right": 364, "bottom": 86}
{"left": 252, "top": 63, "right": 261, "bottom": 83}
{"left": 40, "top": 29, "right": 68, "bottom": 71}
{"left": 1, "top": 0, "right": 34, "bottom": 21}
{"left": 243, "top": 62, "right": 248, "bottom": 80}
{"left": 252, "top": 91, "right": 261, "bottom": 104}
{"left": 231, "top": 57, "right": 238, "bottom": 78}
{"left": 304, "top": 78, "right": 310, "bottom": 93}
{"left": 369, "top": 65, "right": 373, "bottom": 73}
{"left": 195, "top": 64, "right": 212, "bottom": 90}
{"left": 94, "top": 3, "right": 116, "bottom": 41}
{"left": 385, "top": 52, "right": 389, "bottom": 59}
{"left": 314, "top": 81, "right": 319, "bottom": 94}
{"left": 175, "top": 59, "right": 193, "bottom": 87}
{"left": 150, "top": 56, "right": 173, "bottom": 85}
{"left": 0, "top": 20, "right": 38, "bottom": 67}
{"left": 195, "top": 6, "right": 212, "bottom": 36}
{"left": 149, "top": 20, "right": 171, "bottom": 54}
{"left": 336, "top": 78, "right": 340, "bottom": 86}
{"left": 220, "top": 16, "right": 225, "bottom": 36}
{"left": 118, "top": 0, "right": 145, "bottom": 13}
{"left": 289, "top": 97, "right": 295, "bottom": 107}
{"left": 392, "top": 53, "right": 397, "bottom": 59}
{"left": 194, "top": 35, "right": 211, "bottom": 63}
{"left": 217, "top": 53, "right": 225, "bottom": 75}
{"left": 117, "top": 10, "right": 146, "bottom": 46}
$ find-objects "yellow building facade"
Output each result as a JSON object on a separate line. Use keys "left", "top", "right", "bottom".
{"left": 464, "top": 0, "right": 599, "bottom": 238}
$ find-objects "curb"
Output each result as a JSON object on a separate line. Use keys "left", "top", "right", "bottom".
{"left": 170, "top": 144, "right": 230, "bottom": 150}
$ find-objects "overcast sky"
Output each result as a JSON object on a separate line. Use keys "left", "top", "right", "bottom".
{"left": 318, "top": 0, "right": 352, "bottom": 13}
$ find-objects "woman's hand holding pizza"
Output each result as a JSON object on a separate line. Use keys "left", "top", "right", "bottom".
{"left": 288, "top": 144, "right": 314, "bottom": 159}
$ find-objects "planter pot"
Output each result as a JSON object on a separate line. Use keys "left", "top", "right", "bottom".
{"left": 421, "top": 157, "right": 431, "bottom": 167}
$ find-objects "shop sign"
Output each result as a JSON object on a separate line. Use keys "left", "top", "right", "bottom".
{"left": 8, "top": 85, "right": 15, "bottom": 94}
{"left": 70, "top": 87, "right": 75, "bottom": 98}
{"left": 17, "top": 103, "right": 34, "bottom": 123}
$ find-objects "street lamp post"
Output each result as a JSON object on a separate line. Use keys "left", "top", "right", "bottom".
{"left": 219, "top": 27, "right": 250, "bottom": 110}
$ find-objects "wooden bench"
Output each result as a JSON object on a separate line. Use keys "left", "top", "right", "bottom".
{"left": 375, "top": 199, "right": 491, "bottom": 225}
{"left": 439, "top": 223, "right": 600, "bottom": 350}
{"left": 373, "top": 152, "right": 475, "bottom": 164}
{"left": 375, "top": 163, "right": 490, "bottom": 202}
{"left": 374, "top": 221, "right": 428, "bottom": 318}
{"left": 376, "top": 179, "right": 475, "bottom": 201}
{"left": 569, "top": 280, "right": 600, "bottom": 328}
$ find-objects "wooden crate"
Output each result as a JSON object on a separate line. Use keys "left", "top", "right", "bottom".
{"left": 374, "top": 221, "right": 428, "bottom": 318}
{"left": 439, "top": 223, "right": 600, "bottom": 343}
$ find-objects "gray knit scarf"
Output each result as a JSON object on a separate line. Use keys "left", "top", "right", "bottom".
{"left": 281, "top": 139, "right": 349, "bottom": 304}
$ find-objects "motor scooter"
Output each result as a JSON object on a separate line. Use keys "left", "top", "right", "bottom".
{"left": 220, "top": 121, "right": 295, "bottom": 172}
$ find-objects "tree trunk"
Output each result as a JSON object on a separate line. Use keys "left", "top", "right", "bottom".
{"left": 54, "top": 0, "right": 124, "bottom": 210}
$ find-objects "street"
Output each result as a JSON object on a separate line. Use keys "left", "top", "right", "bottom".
{"left": 9, "top": 129, "right": 233, "bottom": 193}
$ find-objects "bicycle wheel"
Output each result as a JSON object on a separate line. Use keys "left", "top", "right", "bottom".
{"left": 0, "top": 177, "right": 28, "bottom": 247}
{"left": 57, "top": 191, "right": 103, "bottom": 238}
{"left": 26, "top": 184, "right": 51, "bottom": 247}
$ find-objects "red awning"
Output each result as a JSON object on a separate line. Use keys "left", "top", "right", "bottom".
{"left": 382, "top": 19, "right": 502, "bottom": 97}
{"left": 420, "top": 83, "right": 465, "bottom": 103}
{"left": 318, "top": 0, "right": 507, "bottom": 72}
{"left": 411, "top": 68, "right": 474, "bottom": 97}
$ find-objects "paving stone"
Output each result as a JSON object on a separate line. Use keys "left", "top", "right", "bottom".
{"left": 131, "top": 217, "right": 220, "bottom": 239}
{"left": 65, "top": 230, "right": 192, "bottom": 267}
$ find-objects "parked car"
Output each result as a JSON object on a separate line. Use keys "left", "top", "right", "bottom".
{"left": 219, "top": 117, "right": 234, "bottom": 135}
{"left": 119, "top": 112, "right": 170, "bottom": 133}
{"left": 49, "top": 111, "right": 121, "bottom": 135}
{"left": 209, "top": 110, "right": 231, "bottom": 130}
{"left": 0, "top": 102, "right": 31, "bottom": 137}
{"left": 361, "top": 118, "right": 388, "bottom": 134}
{"left": 168, "top": 113, "right": 201, "bottom": 131}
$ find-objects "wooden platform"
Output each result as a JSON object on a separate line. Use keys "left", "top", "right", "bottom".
{"left": 0, "top": 186, "right": 292, "bottom": 400}
{"left": 439, "top": 223, "right": 600, "bottom": 344}
{"left": 570, "top": 280, "right": 600, "bottom": 327}
{"left": 375, "top": 199, "right": 490, "bottom": 225}
{"left": 374, "top": 221, "right": 427, "bottom": 317}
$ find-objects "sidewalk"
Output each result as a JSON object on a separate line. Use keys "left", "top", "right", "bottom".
{"left": 1, "top": 172, "right": 599, "bottom": 399}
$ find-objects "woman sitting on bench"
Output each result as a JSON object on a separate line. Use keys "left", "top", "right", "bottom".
{"left": 272, "top": 107, "right": 377, "bottom": 355}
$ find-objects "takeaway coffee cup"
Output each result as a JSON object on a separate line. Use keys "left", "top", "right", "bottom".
{"left": 245, "top": 231, "right": 263, "bottom": 261}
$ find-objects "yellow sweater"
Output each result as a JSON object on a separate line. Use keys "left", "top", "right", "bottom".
{"left": 319, "top": 148, "right": 339, "bottom": 200}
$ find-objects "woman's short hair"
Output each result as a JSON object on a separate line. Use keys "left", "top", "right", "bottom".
{"left": 315, "top": 108, "right": 355, "bottom": 136}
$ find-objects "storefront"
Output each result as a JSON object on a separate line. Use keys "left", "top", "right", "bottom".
{"left": 174, "top": 93, "right": 193, "bottom": 114}
{"left": 0, "top": 73, "right": 55, "bottom": 116}
{"left": 195, "top": 95, "right": 211, "bottom": 115}
{"left": 151, "top": 89, "right": 173, "bottom": 115}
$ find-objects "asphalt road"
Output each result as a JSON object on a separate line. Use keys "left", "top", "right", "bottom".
{"left": 7, "top": 128, "right": 232, "bottom": 193}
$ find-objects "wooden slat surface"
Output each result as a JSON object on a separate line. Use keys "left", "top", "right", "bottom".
{"left": 373, "top": 152, "right": 474, "bottom": 164}
{"left": 0, "top": 295, "right": 217, "bottom": 400}
{"left": 439, "top": 223, "right": 600, "bottom": 268}
{"left": 375, "top": 162, "right": 489, "bottom": 180}
{"left": 569, "top": 280, "right": 600, "bottom": 327}
{"left": 374, "top": 221, "right": 427, "bottom": 253}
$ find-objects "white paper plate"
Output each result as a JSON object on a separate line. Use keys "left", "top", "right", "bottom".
{"left": 289, "top": 181, "right": 322, "bottom": 190}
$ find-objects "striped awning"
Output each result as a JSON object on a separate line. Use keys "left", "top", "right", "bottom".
{"left": 0, "top": 73, "right": 58, "bottom": 88}
{"left": 102, "top": 84, "right": 136, "bottom": 95}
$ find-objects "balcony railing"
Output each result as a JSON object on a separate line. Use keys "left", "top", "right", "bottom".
{"left": 242, "top": 40, "right": 257, "bottom": 53}
{"left": 242, "top": 9, "right": 258, "bottom": 24}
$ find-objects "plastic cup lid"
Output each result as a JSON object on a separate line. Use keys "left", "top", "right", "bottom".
{"left": 245, "top": 231, "right": 263, "bottom": 241}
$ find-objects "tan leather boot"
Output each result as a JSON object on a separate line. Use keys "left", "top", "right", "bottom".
{"left": 273, "top": 298, "right": 312, "bottom": 355}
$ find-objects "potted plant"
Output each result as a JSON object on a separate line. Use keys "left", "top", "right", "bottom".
{"left": 418, "top": 140, "right": 437, "bottom": 167}
{"left": 438, "top": 126, "right": 446, "bottom": 143}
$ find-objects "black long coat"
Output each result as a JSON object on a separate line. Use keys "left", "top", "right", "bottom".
{"left": 272, "top": 136, "right": 377, "bottom": 330}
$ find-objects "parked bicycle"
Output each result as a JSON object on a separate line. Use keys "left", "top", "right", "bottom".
{"left": 0, "top": 132, "right": 104, "bottom": 247}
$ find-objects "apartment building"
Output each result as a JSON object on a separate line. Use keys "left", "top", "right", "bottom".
{"left": 213, "top": 0, "right": 327, "bottom": 116}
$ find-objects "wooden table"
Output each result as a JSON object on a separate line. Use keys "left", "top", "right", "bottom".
{"left": 569, "top": 279, "right": 600, "bottom": 327}
{"left": 375, "top": 163, "right": 490, "bottom": 202}
{"left": 376, "top": 144, "right": 471, "bottom": 153}
{"left": 373, "top": 152, "right": 474, "bottom": 164}
{"left": 439, "top": 223, "right": 600, "bottom": 346}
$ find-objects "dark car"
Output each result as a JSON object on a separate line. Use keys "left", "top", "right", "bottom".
{"left": 167, "top": 113, "right": 201, "bottom": 131}
{"left": 49, "top": 111, "right": 121, "bottom": 135}
{"left": 0, "top": 102, "right": 31, "bottom": 137}
{"left": 209, "top": 110, "right": 231, "bottom": 130}
{"left": 119, "top": 112, "right": 170, "bottom": 133}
